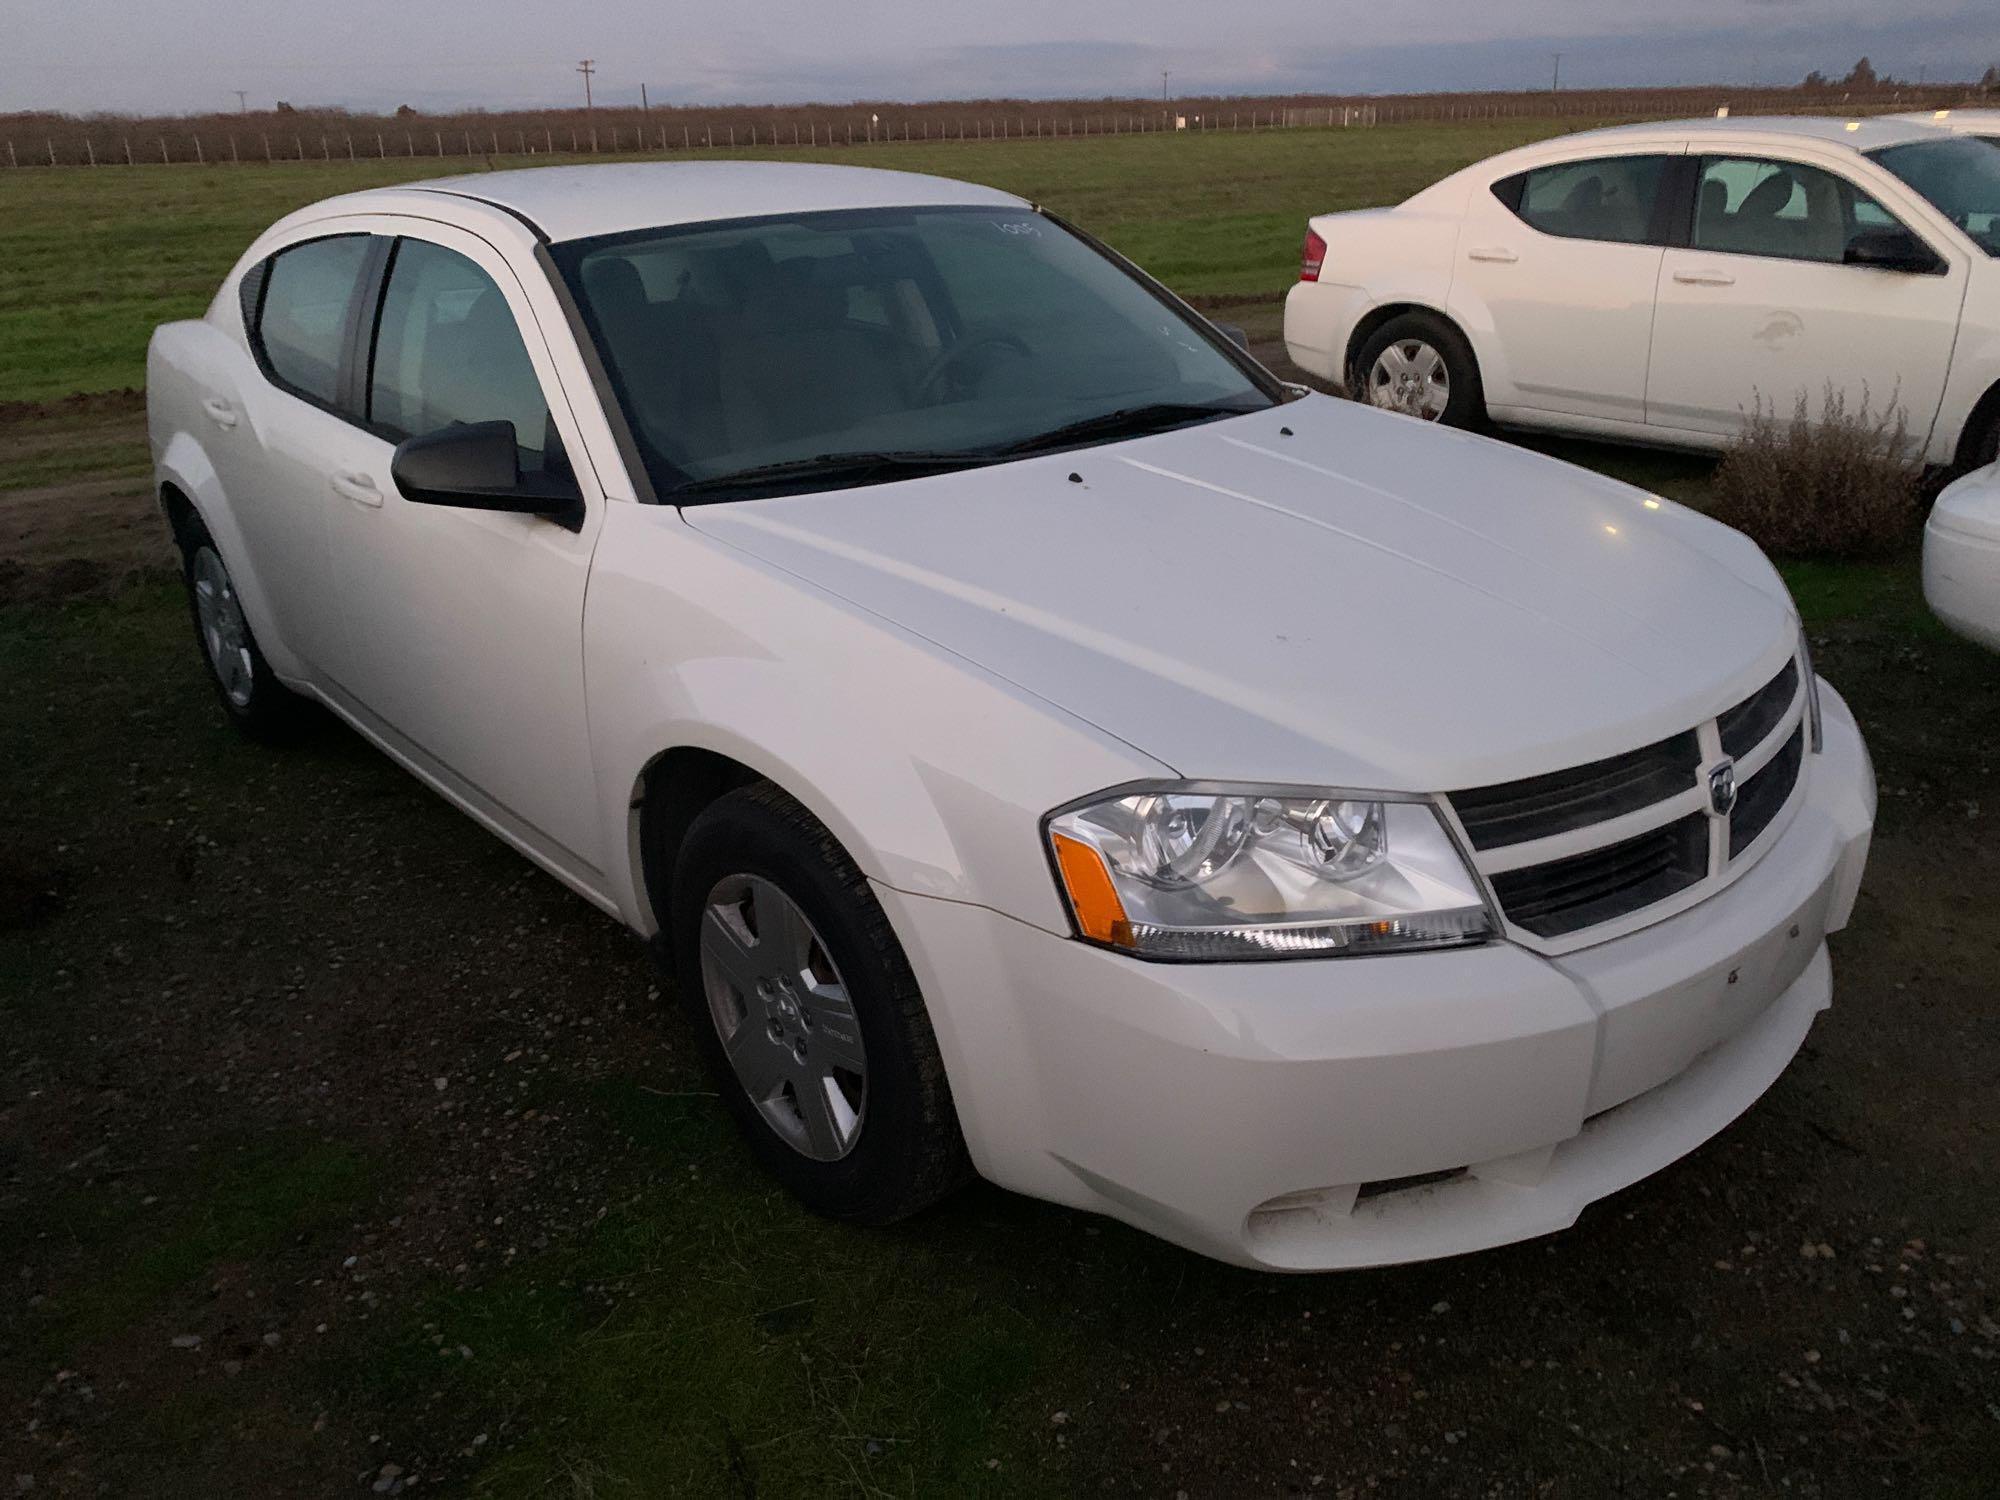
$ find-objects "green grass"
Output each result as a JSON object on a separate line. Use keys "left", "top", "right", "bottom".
{"left": 0, "top": 121, "right": 1572, "bottom": 404}
{"left": 18, "top": 1132, "right": 375, "bottom": 1352}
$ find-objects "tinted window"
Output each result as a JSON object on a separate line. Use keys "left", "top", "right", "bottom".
{"left": 1869, "top": 136, "right": 2000, "bottom": 255}
{"left": 255, "top": 235, "right": 369, "bottom": 405}
{"left": 1691, "top": 156, "right": 1904, "bottom": 264}
{"left": 368, "top": 239, "right": 552, "bottom": 468}
{"left": 1499, "top": 155, "right": 1671, "bottom": 244}
{"left": 558, "top": 207, "right": 1272, "bottom": 499}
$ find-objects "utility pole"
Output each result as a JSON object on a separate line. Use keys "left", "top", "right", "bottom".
{"left": 233, "top": 90, "right": 249, "bottom": 113}
{"left": 1161, "top": 70, "right": 1170, "bottom": 103}
{"left": 576, "top": 59, "right": 596, "bottom": 110}
{"left": 1551, "top": 53, "right": 1562, "bottom": 91}
{"left": 640, "top": 83, "right": 649, "bottom": 113}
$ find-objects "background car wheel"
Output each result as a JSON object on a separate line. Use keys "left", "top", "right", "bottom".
{"left": 1965, "top": 406, "right": 2000, "bottom": 473}
{"left": 670, "top": 782, "right": 970, "bottom": 1224}
{"left": 1353, "top": 313, "right": 1484, "bottom": 428}
{"left": 175, "top": 510, "right": 307, "bottom": 741}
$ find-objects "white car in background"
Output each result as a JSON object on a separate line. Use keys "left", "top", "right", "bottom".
{"left": 1925, "top": 461, "right": 2000, "bottom": 649}
{"left": 1891, "top": 108, "right": 2000, "bottom": 146}
{"left": 1286, "top": 116, "right": 2000, "bottom": 470}
{"left": 148, "top": 162, "right": 1874, "bottom": 1271}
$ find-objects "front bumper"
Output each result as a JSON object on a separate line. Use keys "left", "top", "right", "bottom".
{"left": 882, "top": 685, "right": 1874, "bottom": 1270}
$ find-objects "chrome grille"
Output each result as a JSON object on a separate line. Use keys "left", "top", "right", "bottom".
{"left": 1452, "top": 732, "right": 1700, "bottom": 851}
{"left": 1447, "top": 654, "right": 1810, "bottom": 947}
{"left": 1730, "top": 724, "right": 1805, "bottom": 858}
{"left": 1491, "top": 813, "right": 1709, "bottom": 939}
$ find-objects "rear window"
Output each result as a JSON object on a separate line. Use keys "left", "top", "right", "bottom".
{"left": 1494, "top": 155, "right": 1674, "bottom": 246}
{"left": 249, "top": 235, "right": 370, "bottom": 406}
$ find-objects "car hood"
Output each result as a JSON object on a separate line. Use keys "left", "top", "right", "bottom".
{"left": 681, "top": 395, "right": 1797, "bottom": 791}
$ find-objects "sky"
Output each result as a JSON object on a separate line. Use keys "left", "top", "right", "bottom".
{"left": 5, "top": 0, "right": 1997, "bottom": 117}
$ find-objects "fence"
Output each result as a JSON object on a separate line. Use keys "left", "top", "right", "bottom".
{"left": 6, "top": 86, "right": 1987, "bottom": 169}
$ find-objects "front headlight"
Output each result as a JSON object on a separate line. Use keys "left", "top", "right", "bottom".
{"left": 1046, "top": 783, "right": 1494, "bottom": 961}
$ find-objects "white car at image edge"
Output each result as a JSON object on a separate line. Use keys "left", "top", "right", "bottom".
{"left": 1285, "top": 116, "right": 2000, "bottom": 470}
{"left": 148, "top": 162, "right": 1875, "bottom": 1270}
{"left": 1924, "top": 460, "right": 2000, "bottom": 649}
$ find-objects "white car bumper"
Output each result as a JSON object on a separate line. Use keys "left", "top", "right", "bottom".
{"left": 881, "top": 687, "right": 1875, "bottom": 1270}
{"left": 1924, "top": 472, "right": 2000, "bottom": 652}
{"left": 1282, "top": 279, "right": 1373, "bottom": 392}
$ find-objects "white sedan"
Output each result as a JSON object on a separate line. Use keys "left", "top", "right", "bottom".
{"left": 148, "top": 162, "right": 1874, "bottom": 1270}
{"left": 1286, "top": 116, "right": 2000, "bottom": 470}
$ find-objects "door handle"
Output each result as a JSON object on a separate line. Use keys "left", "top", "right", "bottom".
{"left": 1467, "top": 246, "right": 1519, "bottom": 264}
{"left": 201, "top": 396, "right": 239, "bottom": 429}
{"left": 331, "top": 472, "right": 383, "bottom": 507}
{"left": 1673, "top": 269, "right": 1736, "bottom": 287}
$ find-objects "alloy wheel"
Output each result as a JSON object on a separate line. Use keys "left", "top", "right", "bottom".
{"left": 191, "top": 545, "right": 255, "bottom": 708}
{"left": 1367, "top": 339, "right": 1450, "bottom": 420}
{"left": 699, "top": 873, "right": 868, "bottom": 1161}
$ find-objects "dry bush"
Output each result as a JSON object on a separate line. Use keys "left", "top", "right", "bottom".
{"left": 1705, "top": 384, "right": 1925, "bottom": 558}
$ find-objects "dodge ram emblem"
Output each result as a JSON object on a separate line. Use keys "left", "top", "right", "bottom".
{"left": 1708, "top": 761, "right": 1738, "bottom": 817}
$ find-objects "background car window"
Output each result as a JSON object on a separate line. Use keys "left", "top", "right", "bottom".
{"left": 368, "top": 239, "right": 552, "bottom": 469}
{"left": 255, "top": 235, "right": 369, "bottom": 406}
{"left": 1870, "top": 136, "right": 2000, "bottom": 255}
{"left": 1502, "top": 155, "right": 1671, "bottom": 244}
{"left": 1691, "top": 157, "right": 1902, "bottom": 264}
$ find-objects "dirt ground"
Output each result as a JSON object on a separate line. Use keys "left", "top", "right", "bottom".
{"left": 2, "top": 387, "right": 1997, "bottom": 1498}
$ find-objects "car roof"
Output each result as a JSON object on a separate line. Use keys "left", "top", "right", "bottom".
{"left": 1529, "top": 113, "right": 1946, "bottom": 154}
{"left": 391, "top": 160, "right": 1028, "bottom": 243}
{"left": 1888, "top": 107, "right": 2000, "bottom": 133}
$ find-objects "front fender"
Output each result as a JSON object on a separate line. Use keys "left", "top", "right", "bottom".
{"left": 582, "top": 502, "right": 1167, "bottom": 937}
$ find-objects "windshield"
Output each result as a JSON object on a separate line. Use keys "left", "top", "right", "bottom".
{"left": 552, "top": 206, "right": 1277, "bottom": 501}
{"left": 1869, "top": 136, "right": 2000, "bottom": 255}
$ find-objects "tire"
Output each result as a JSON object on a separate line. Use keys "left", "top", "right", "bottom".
{"left": 1352, "top": 312, "right": 1484, "bottom": 429}
{"left": 175, "top": 510, "right": 307, "bottom": 741}
{"left": 1964, "top": 405, "right": 2000, "bottom": 473}
{"left": 670, "top": 782, "right": 970, "bottom": 1224}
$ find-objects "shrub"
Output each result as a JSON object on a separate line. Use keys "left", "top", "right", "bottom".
{"left": 1705, "top": 384, "right": 1925, "bottom": 558}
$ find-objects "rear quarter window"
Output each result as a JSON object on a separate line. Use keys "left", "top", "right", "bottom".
{"left": 1493, "top": 155, "right": 1674, "bottom": 246}
{"left": 246, "top": 234, "right": 371, "bottom": 407}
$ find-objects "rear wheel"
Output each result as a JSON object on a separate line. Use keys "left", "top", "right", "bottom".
{"left": 670, "top": 783, "right": 970, "bottom": 1224}
{"left": 175, "top": 510, "right": 306, "bottom": 741}
{"left": 1354, "top": 312, "right": 1484, "bottom": 429}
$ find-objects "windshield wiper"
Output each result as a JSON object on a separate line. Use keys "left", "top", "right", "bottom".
{"left": 994, "top": 401, "right": 1261, "bottom": 457}
{"left": 673, "top": 449, "right": 1005, "bottom": 499}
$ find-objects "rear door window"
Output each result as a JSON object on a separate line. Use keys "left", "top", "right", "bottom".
{"left": 1495, "top": 155, "right": 1675, "bottom": 245}
{"left": 250, "top": 235, "right": 371, "bottom": 407}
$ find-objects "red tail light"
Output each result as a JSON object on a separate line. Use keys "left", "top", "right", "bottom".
{"left": 1299, "top": 227, "right": 1327, "bottom": 283}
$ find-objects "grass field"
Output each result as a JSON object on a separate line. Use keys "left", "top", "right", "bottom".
{"left": 0, "top": 121, "right": 1576, "bottom": 404}
{"left": 3, "top": 124, "right": 1998, "bottom": 1498}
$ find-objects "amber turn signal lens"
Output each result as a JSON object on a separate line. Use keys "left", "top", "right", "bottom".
{"left": 1050, "top": 832, "right": 1131, "bottom": 947}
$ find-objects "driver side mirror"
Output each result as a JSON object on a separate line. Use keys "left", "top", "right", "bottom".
{"left": 1215, "top": 323, "right": 1252, "bottom": 351}
{"left": 1844, "top": 227, "right": 1945, "bottom": 275}
{"left": 391, "top": 421, "right": 584, "bottom": 532}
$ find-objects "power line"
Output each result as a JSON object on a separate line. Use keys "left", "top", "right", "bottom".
{"left": 576, "top": 58, "right": 595, "bottom": 110}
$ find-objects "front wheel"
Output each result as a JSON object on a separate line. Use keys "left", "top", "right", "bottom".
{"left": 670, "top": 783, "right": 970, "bottom": 1224}
{"left": 1353, "top": 313, "right": 1484, "bottom": 429}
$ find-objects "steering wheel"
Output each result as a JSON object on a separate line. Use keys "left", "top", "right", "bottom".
{"left": 915, "top": 332, "right": 1031, "bottom": 403}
